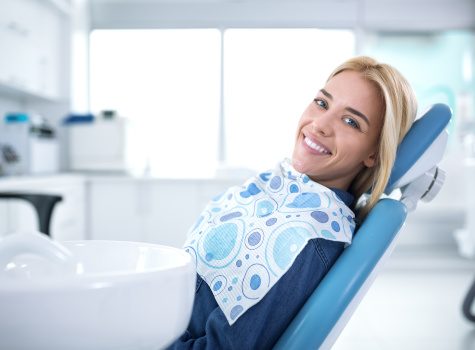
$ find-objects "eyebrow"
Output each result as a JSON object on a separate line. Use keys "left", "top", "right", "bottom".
{"left": 320, "top": 89, "right": 371, "bottom": 126}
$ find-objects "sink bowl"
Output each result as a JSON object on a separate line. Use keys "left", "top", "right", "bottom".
{"left": 0, "top": 231, "right": 196, "bottom": 350}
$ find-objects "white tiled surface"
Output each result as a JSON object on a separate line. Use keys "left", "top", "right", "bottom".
{"left": 333, "top": 247, "right": 475, "bottom": 350}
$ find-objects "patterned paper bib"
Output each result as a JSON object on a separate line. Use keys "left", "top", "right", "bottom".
{"left": 183, "top": 159, "right": 356, "bottom": 325}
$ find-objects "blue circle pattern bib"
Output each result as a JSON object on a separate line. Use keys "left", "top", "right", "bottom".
{"left": 183, "top": 159, "right": 356, "bottom": 325}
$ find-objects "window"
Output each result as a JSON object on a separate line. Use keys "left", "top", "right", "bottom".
{"left": 90, "top": 29, "right": 221, "bottom": 177}
{"left": 89, "top": 28, "right": 355, "bottom": 177}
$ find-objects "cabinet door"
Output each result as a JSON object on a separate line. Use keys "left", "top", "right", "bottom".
{"left": 0, "top": 0, "right": 37, "bottom": 91}
{"left": 89, "top": 181, "right": 143, "bottom": 241}
{"left": 31, "top": 0, "right": 62, "bottom": 99}
{"left": 47, "top": 183, "right": 86, "bottom": 241}
{"left": 0, "top": 0, "right": 62, "bottom": 99}
{"left": 143, "top": 182, "right": 201, "bottom": 248}
{"left": 144, "top": 181, "right": 236, "bottom": 248}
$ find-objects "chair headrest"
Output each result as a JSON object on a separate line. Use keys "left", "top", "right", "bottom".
{"left": 385, "top": 103, "right": 452, "bottom": 193}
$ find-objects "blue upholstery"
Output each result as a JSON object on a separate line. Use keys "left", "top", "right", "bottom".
{"left": 386, "top": 103, "right": 452, "bottom": 192}
{"left": 274, "top": 104, "right": 452, "bottom": 349}
{"left": 274, "top": 199, "right": 406, "bottom": 349}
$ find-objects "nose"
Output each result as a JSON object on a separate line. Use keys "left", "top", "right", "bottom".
{"left": 311, "top": 111, "right": 334, "bottom": 136}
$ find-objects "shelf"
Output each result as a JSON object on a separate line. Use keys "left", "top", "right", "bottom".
{"left": 0, "top": 80, "right": 62, "bottom": 103}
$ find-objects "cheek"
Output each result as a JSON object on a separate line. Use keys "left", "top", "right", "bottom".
{"left": 298, "top": 105, "right": 314, "bottom": 126}
{"left": 294, "top": 117, "right": 307, "bottom": 138}
{"left": 339, "top": 134, "right": 373, "bottom": 158}
{"left": 356, "top": 140, "right": 378, "bottom": 161}
{"left": 364, "top": 131, "right": 381, "bottom": 155}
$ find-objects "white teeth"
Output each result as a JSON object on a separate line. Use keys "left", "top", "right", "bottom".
{"left": 304, "top": 137, "right": 330, "bottom": 154}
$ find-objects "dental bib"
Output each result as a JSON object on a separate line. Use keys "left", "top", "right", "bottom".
{"left": 183, "top": 159, "right": 356, "bottom": 325}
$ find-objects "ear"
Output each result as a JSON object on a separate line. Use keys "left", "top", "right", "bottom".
{"left": 363, "top": 152, "right": 377, "bottom": 168}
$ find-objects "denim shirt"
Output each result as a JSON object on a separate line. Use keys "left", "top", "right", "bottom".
{"left": 168, "top": 189, "right": 353, "bottom": 350}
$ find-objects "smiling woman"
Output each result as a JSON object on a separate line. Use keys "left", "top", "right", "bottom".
{"left": 168, "top": 56, "right": 418, "bottom": 349}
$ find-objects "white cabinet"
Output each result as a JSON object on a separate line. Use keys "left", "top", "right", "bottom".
{"left": 88, "top": 179, "right": 144, "bottom": 242}
{"left": 0, "top": 0, "right": 65, "bottom": 100}
{"left": 0, "top": 174, "right": 236, "bottom": 247}
{"left": 89, "top": 177, "right": 236, "bottom": 248}
{"left": 0, "top": 175, "right": 87, "bottom": 241}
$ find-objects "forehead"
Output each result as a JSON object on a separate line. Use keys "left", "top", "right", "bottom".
{"left": 324, "top": 70, "right": 384, "bottom": 120}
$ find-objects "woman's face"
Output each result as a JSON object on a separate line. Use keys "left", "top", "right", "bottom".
{"left": 292, "top": 70, "right": 384, "bottom": 191}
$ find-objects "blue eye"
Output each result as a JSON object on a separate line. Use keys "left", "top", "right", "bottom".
{"left": 343, "top": 116, "right": 360, "bottom": 130}
{"left": 313, "top": 98, "right": 328, "bottom": 109}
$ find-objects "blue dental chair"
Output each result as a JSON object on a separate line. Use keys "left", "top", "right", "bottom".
{"left": 274, "top": 103, "right": 452, "bottom": 349}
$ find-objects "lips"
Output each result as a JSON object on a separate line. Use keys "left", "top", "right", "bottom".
{"left": 303, "top": 135, "right": 331, "bottom": 155}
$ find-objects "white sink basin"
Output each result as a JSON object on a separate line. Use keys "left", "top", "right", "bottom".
{"left": 0, "top": 231, "right": 196, "bottom": 350}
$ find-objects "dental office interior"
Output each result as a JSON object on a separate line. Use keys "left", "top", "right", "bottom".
{"left": 0, "top": 0, "right": 475, "bottom": 349}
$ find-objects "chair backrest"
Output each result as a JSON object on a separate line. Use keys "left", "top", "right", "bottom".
{"left": 273, "top": 103, "right": 452, "bottom": 350}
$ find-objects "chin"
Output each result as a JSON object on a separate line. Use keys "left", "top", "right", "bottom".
{"left": 291, "top": 157, "right": 306, "bottom": 174}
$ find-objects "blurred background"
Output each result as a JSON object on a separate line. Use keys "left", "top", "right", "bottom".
{"left": 0, "top": 0, "right": 474, "bottom": 348}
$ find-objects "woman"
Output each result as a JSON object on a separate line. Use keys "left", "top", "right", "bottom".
{"left": 168, "top": 56, "right": 417, "bottom": 349}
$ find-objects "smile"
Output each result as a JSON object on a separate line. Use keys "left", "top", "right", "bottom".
{"left": 304, "top": 136, "right": 331, "bottom": 155}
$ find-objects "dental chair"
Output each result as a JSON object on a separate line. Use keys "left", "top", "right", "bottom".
{"left": 0, "top": 193, "right": 62, "bottom": 236}
{"left": 274, "top": 103, "right": 452, "bottom": 349}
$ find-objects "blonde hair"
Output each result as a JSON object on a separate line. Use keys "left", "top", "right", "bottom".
{"left": 327, "top": 56, "right": 417, "bottom": 220}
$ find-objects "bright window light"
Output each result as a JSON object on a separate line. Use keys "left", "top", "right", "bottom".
{"left": 89, "top": 28, "right": 355, "bottom": 177}
{"left": 90, "top": 29, "right": 221, "bottom": 177}
{"left": 224, "top": 29, "right": 355, "bottom": 172}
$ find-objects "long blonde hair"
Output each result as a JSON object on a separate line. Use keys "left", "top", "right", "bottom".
{"left": 328, "top": 56, "right": 418, "bottom": 220}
